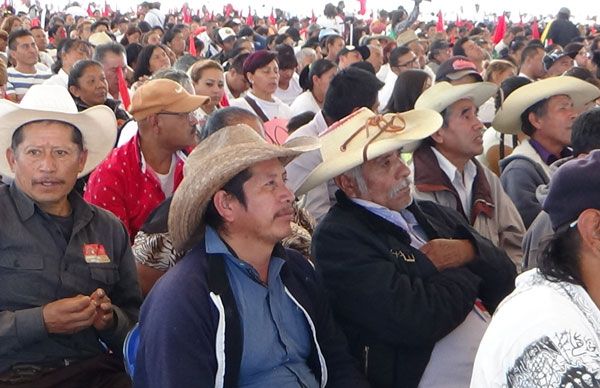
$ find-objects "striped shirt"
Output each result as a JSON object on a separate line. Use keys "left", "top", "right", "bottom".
{"left": 6, "top": 67, "right": 52, "bottom": 99}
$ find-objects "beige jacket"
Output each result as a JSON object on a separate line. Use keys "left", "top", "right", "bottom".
{"left": 412, "top": 145, "right": 525, "bottom": 268}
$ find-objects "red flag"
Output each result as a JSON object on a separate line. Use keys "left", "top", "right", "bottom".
{"left": 269, "top": 8, "right": 276, "bottom": 25}
{"left": 87, "top": 3, "right": 93, "bottom": 17}
{"left": 436, "top": 11, "right": 444, "bottom": 33}
{"left": 102, "top": 1, "right": 111, "bottom": 17}
{"left": 31, "top": 18, "right": 40, "bottom": 27}
{"left": 219, "top": 93, "right": 229, "bottom": 107}
{"left": 189, "top": 34, "right": 196, "bottom": 56}
{"left": 357, "top": 0, "right": 366, "bottom": 16}
{"left": 182, "top": 5, "right": 191, "bottom": 23}
{"left": 531, "top": 18, "right": 540, "bottom": 39}
{"left": 311, "top": 9, "right": 316, "bottom": 24}
{"left": 224, "top": 3, "right": 233, "bottom": 18}
{"left": 492, "top": 14, "right": 506, "bottom": 45}
{"left": 456, "top": 15, "right": 463, "bottom": 27}
{"left": 246, "top": 6, "right": 253, "bottom": 26}
{"left": 116, "top": 66, "right": 130, "bottom": 110}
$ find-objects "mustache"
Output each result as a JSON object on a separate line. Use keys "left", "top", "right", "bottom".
{"left": 388, "top": 179, "right": 412, "bottom": 199}
{"left": 274, "top": 206, "right": 294, "bottom": 219}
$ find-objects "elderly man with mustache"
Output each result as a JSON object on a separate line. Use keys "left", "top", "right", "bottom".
{"left": 305, "top": 107, "right": 516, "bottom": 388}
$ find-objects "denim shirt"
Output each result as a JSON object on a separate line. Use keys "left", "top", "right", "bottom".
{"left": 205, "top": 227, "right": 319, "bottom": 388}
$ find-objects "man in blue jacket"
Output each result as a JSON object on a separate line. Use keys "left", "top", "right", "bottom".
{"left": 134, "top": 124, "right": 369, "bottom": 388}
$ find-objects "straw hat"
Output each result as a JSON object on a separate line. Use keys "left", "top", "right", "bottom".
{"left": 415, "top": 81, "right": 499, "bottom": 112}
{"left": 88, "top": 31, "right": 113, "bottom": 46}
{"left": 169, "top": 124, "right": 320, "bottom": 251}
{"left": 396, "top": 29, "right": 418, "bottom": 47}
{"left": 296, "top": 107, "right": 443, "bottom": 196}
{"left": 0, "top": 85, "right": 117, "bottom": 179}
{"left": 492, "top": 76, "right": 600, "bottom": 134}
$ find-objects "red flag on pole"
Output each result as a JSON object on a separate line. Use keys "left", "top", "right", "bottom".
{"left": 436, "top": 11, "right": 444, "bottom": 32}
{"left": 357, "top": 0, "right": 366, "bottom": 16}
{"left": 116, "top": 66, "right": 130, "bottom": 110}
{"left": 189, "top": 34, "right": 196, "bottom": 56}
{"left": 246, "top": 6, "right": 253, "bottom": 26}
{"left": 102, "top": 1, "right": 111, "bottom": 17}
{"left": 87, "top": 3, "right": 93, "bottom": 16}
{"left": 492, "top": 14, "right": 506, "bottom": 45}
{"left": 182, "top": 5, "right": 191, "bottom": 23}
{"left": 531, "top": 18, "right": 540, "bottom": 39}
{"left": 224, "top": 3, "right": 233, "bottom": 18}
{"left": 456, "top": 15, "right": 463, "bottom": 27}
{"left": 269, "top": 8, "right": 276, "bottom": 26}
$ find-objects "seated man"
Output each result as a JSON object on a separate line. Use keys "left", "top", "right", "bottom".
{"left": 85, "top": 79, "right": 209, "bottom": 241}
{"left": 0, "top": 85, "right": 141, "bottom": 387}
{"left": 134, "top": 125, "right": 369, "bottom": 387}
{"left": 471, "top": 151, "right": 600, "bottom": 387}
{"left": 494, "top": 76, "right": 600, "bottom": 228}
{"left": 308, "top": 108, "right": 517, "bottom": 388}
{"left": 413, "top": 81, "right": 525, "bottom": 266}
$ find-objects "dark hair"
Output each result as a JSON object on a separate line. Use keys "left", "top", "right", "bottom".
{"left": 350, "top": 61, "right": 376, "bottom": 74}
{"left": 452, "top": 37, "right": 469, "bottom": 57}
{"left": 571, "top": 107, "right": 600, "bottom": 156}
{"left": 204, "top": 168, "right": 252, "bottom": 231}
{"left": 126, "top": 43, "right": 144, "bottom": 68}
{"left": 287, "top": 111, "right": 315, "bottom": 133}
{"left": 564, "top": 66, "right": 600, "bottom": 88}
{"left": 201, "top": 107, "right": 260, "bottom": 140}
{"left": 93, "top": 41, "right": 125, "bottom": 62}
{"left": 120, "top": 26, "right": 142, "bottom": 46}
{"left": 539, "top": 226, "right": 582, "bottom": 285}
{"left": 8, "top": 28, "right": 33, "bottom": 51}
{"left": 230, "top": 52, "right": 250, "bottom": 74}
{"left": 495, "top": 76, "right": 532, "bottom": 111}
{"left": 388, "top": 46, "right": 411, "bottom": 67}
{"left": 133, "top": 44, "right": 168, "bottom": 80}
{"left": 52, "top": 38, "right": 91, "bottom": 74}
{"left": 274, "top": 33, "right": 291, "bottom": 46}
{"left": 11, "top": 120, "right": 83, "bottom": 151}
{"left": 90, "top": 20, "right": 110, "bottom": 33}
{"left": 323, "top": 67, "right": 384, "bottom": 122}
{"left": 298, "top": 59, "right": 337, "bottom": 90}
{"left": 385, "top": 69, "right": 430, "bottom": 113}
{"left": 68, "top": 59, "right": 103, "bottom": 89}
{"left": 520, "top": 45, "right": 543, "bottom": 64}
{"left": 323, "top": 3, "right": 337, "bottom": 18}
{"left": 162, "top": 27, "right": 183, "bottom": 45}
{"left": 521, "top": 98, "right": 549, "bottom": 136}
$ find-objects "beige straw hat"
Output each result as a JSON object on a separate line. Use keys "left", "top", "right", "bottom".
{"left": 415, "top": 81, "right": 499, "bottom": 112}
{"left": 0, "top": 84, "right": 117, "bottom": 179}
{"left": 492, "top": 76, "right": 600, "bottom": 134}
{"left": 296, "top": 107, "right": 443, "bottom": 196}
{"left": 169, "top": 124, "right": 319, "bottom": 251}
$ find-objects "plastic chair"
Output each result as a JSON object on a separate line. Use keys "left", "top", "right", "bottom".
{"left": 123, "top": 322, "right": 140, "bottom": 377}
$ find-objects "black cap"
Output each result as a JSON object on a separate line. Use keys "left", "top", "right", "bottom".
{"left": 337, "top": 45, "right": 370, "bottom": 60}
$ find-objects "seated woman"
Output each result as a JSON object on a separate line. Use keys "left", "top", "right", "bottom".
{"left": 383, "top": 68, "right": 431, "bottom": 113}
{"left": 471, "top": 151, "right": 600, "bottom": 387}
{"left": 290, "top": 59, "right": 337, "bottom": 114}
{"left": 132, "top": 44, "right": 172, "bottom": 87}
{"left": 187, "top": 59, "right": 225, "bottom": 121}
{"left": 44, "top": 38, "right": 93, "bottom": 88}
{"left": 68, "top": 60, "right": 130, "bottom": 128}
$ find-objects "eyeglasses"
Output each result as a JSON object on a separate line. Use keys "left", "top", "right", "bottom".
{"left": 394, "top": 57, "right": 418, "bottom": 68}
{"left": 157, "top": 111, "right": 196, "bottom": 121}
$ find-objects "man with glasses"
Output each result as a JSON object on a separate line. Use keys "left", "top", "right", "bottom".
{"left": 378, "top": 46, "right": 419, "bottom": 111}
{"left": 85, "top": 79, "right": 209, "bottom": 241}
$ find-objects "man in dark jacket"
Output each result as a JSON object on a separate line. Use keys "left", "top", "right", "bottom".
{"left": 134, "top": 125, "right": 369, "bottom": 387}
{"left": 306, "top": 107, "right": 517, "bottom": 388}
{"left": 547, "top": 7, "right": 580, "bottom": 48}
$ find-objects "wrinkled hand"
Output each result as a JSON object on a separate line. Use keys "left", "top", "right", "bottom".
{"left": 420, "top": 239, "right": 476, "bottom": 271}
{"left": 42, "top": 295, "right": 97, "bottom": 334}
{"left": 90, "top": 288, "right": 115, "bottom": 331}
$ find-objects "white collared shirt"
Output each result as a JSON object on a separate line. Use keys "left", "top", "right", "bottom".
{"left": 350, "top": 197, "right": 428, "bottom": 249}
{"left": 430, "top": 147, "right": 477, "bottom": 220}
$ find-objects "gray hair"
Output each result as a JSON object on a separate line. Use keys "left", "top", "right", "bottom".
{"left": 296, "top": 47, "right": 317, "bottom": 65}
{"left": 151, "top": 68, "right": 194, "bottom": 94}
{"left": 343, "top": 164, "right": 368, "bottom": 195}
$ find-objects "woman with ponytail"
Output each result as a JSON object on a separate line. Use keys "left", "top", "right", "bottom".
{"left": 290, "top": 59, "right": 337, "bottom": 114}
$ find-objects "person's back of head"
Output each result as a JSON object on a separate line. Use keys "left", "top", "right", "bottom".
{"left": 92, "top": 41, "right": 125, "bottom": 63}
{"left": 452, "top": 37, "right": 469, "bottom": 57}
{"left": 201, "top": 106, "right": 262, "bottom": 139}
{"left": 494, "top": 75, "right": 532, "bottom": 111}
{"left": 322, "top": 67, "right": 385, "bottom": 122}
{"left": 571, "top": 107, "right": 600, "bottom": 156}
{"left": 151, "top": 68, "right": 194, "bottom": 93}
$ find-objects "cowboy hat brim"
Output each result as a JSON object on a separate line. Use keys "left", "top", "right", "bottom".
{"left": 415, "top": 81, "right": 498, "bottom": 113}
{"left": 0, "top": 101, "right": 117, "bottom": 179}
{"left": 169, "top": 133, "right": 319, "bottom": 251}
{"left": 492, "top": 76, "right": 600, "bottom": 135}
{"left": 296, "top": 109, "right": 442, "bottom": 196}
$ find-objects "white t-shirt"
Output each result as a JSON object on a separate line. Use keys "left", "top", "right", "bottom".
{"left": 274, "top": 73, "right": 303, "bottom": 106}
{"left": 290, "top": 90, "right": 320, "bottom": 115}
{"left": 229, "top": 91, "right": 294, "bottom": 120}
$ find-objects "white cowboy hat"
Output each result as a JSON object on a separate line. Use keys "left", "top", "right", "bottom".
{"left": 169, "top": 124, "right": 320, "bottom": 251}
{"left": 0, "top": 84, "right": 117, "bottom": 179}
{"left": 492, "top": 76, "right": 600, "bottom": 135}
{"left": 295, "top": 107, "right": 443, "bottom": 196}
{"left": 88, "top": 31, "right": 113, "bottom": 46}
{"left": 415, "top": 81, "right": 499, "bottom": 113}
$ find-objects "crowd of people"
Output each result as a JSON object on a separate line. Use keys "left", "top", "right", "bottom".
{"left": 1, "top": 0, "right": 600, "bottom": 387}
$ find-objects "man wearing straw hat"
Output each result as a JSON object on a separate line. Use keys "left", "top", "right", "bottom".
{"left": 0, "top": 85, "right": 141, "bottom": 386}
{"left": 411, "top": 81, "right": 525, "bottom": 266}
{"left": 306, "top": 107, "right": 516, "bottom": 388}
{"left": 134, "top": 125, "right": 370, "bottom": 387}
{"left": 494, "top": 76, "right": 600, "bottom": 228}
